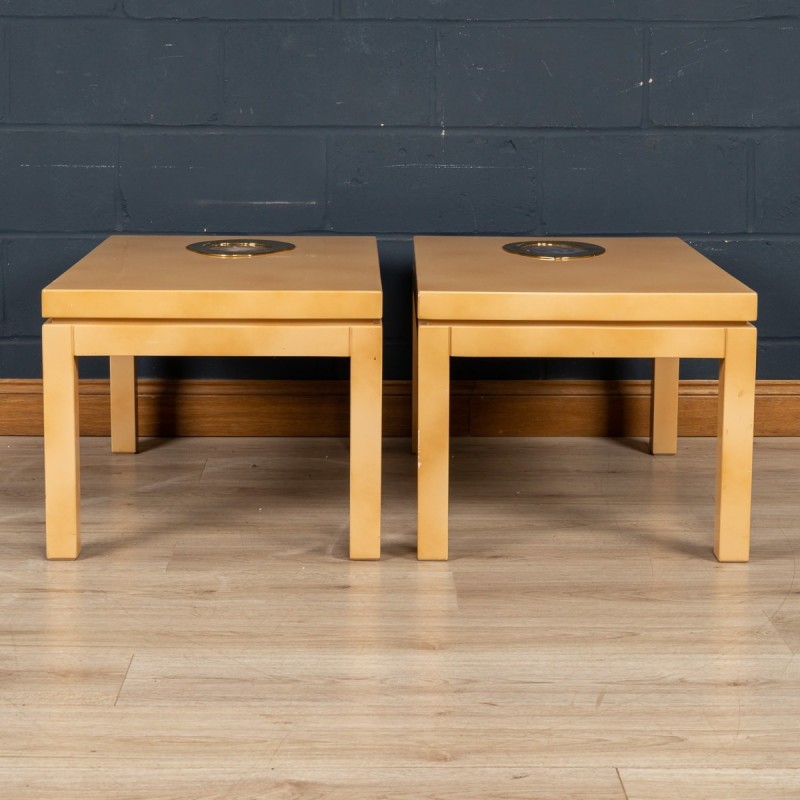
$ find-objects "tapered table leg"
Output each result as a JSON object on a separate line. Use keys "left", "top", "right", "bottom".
{"left": 417, "top": 324, "right": 451, "bottom": 560}
{"left": 42, "top": 322, "right": 81, "bottom": 559}
{"left": 650, "top": 357, "right": 680, "bottom": 455}
{"left": 714, "top": 325, "right": 757, "bottom": 562}
{"left": 110, "top": 356, "right": 138, "bottom": 454}
{"left": 349, "top": 324, "right": 383, "bottom": 559}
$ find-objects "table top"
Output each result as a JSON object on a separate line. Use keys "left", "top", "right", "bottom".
{"left": 414, "top": 237, "right": 757, "bottom": 323}
{"left": 42, "top": 235, "right": 382, "bottom": 320}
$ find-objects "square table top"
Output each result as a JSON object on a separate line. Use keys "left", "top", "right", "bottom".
{"left": 42, "top": 235, "right": 382, "bottom": 320}
{"left": 414, "top": 236, "right": 757, "bottom": 323}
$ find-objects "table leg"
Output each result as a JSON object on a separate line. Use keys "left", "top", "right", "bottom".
{"left": 417, "top": 324, "right": 451, "bottom": 560}
{"left": 110, "top": 356, "right": 138, "bottom": 454}
{"left": 42, "top": 323, "right": 81, "bottom": 559}
{"left": 411, "top": 294, "right": 418, "bottom": 454}
{"left": 349, "top": 324, "right": 383, "bottom": 559}
{"left": 714, "top": 325, "right": 757, "bottom": 562}
{"left": 650, "top": 357, "right": 679, "bottom": 455}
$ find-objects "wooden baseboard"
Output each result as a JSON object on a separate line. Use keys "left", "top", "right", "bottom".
{"left": 2, "top": 378, "right": 799, "bottom": 437}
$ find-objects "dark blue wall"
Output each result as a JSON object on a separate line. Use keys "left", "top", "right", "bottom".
{"left": 2, "top": 1, "right": 799, "bottom": 380}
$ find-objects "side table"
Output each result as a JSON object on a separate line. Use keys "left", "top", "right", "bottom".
{"left": 413, "top": 236, "right": 757, "bottom": 562}
{"left": 42, "top": 235, "right": 383, "bottom": 560}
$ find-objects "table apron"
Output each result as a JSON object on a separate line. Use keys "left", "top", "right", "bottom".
{"left": 45, "top": 320, "right": 381, "bottom": 358}
{"left": 446, "top": 324, "right": 737, "bottom": 359}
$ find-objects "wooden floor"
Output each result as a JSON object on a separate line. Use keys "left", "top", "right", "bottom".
{"left": 1, "top": 435, "right": 799, "bottom": 799}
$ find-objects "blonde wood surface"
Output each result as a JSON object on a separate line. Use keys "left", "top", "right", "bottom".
{"left": 417, "top": 323, "right": 756, "bottom": 562}
{"left": 43, "top": 322, "right": 382, "bottom": 560}
{"left": 109, "top": 356, "right": 138, "bottom": 454}
{"left": 417, "top": 325, "right": 451, "bottom": 560}
{"left": 411, "top": 292, "right": 419, "bottom": 455}
{"left": 41, "top": 323, "right": 80, "bottom": 559}
{"left": 348, "top": 324, "right": 383, "bottom": 559}
{"left": 41, "top": 235, "right": 384, "bottom": 561}
{"left": 414, "top": 237, "right": 758, "bottom": 563}
{"left": 0, "top": 766, "right": 626, "bottom": 800}
{"left": 73, "top": 321, "right": 353, "bottom": 357}
{"left": 714, "top": 325, "right": 758, "bottom": 562}
{"left": 620, "top": 769, "right": 800, "bottom": 800}
{"left": 42, "top": 235, "right": 382, "bottom": 320}
{"left": 650, "top": 357, "right": 680, "bottom": 455}
{"left": 4, "top": 378, "right": 800, "bottom": 437}
{"left": 1, "top": 435, "right": 799, "bottom": 798}
{"left": 414, "top": 236, "right": 757, "bottom": 322}
{"left": 449, "top": 323, "right": 727, "bottom": 359}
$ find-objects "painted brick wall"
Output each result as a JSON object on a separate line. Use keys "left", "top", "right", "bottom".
{"left": 1, "top": 1, "right": 799, "bottom": 380}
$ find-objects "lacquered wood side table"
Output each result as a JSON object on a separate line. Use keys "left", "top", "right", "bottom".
{"left": 413, "top": 236, "right": 758, "bottom": 562}
{"left": 41, "top": 235, "right": 383, "bottom": 560}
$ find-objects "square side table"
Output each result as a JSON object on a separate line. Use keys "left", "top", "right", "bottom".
{"left": 413, "top": 236, "right": 757, "bottom": 562}
{"left": 42, "top": 235, "right": 383, "bottom": 560}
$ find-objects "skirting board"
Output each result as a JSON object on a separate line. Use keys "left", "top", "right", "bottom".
{"left": 1, "top": 379, "right": 798, "bottom": 437}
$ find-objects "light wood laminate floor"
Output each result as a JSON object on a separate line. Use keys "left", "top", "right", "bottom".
{"left": 1, "top": 435, "right": 799, "bottom": 799}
